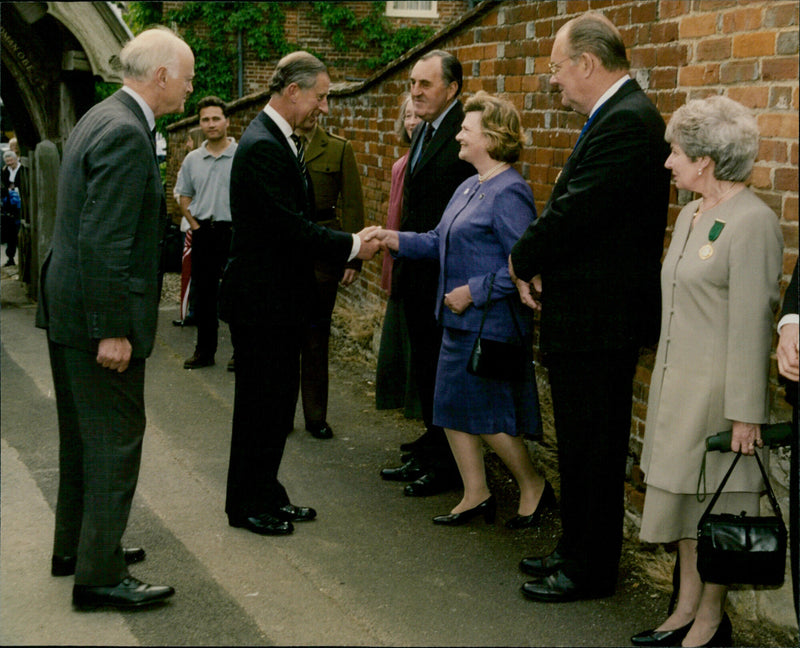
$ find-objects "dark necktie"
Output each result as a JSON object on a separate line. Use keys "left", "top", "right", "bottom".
{"left": 414, "top": 123, "right": 434, "bottom": 170}
{"left": 290, "top": 133, "right": 307, "bottom": 176}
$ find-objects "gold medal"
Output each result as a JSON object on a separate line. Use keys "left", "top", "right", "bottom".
{"left": 698, "top": 243, "right": 713, "bottom": 260}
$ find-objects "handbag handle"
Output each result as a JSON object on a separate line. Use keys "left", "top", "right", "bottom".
{"left": 475, "top": 273, "right": 526, "bottom": 344}
{"left": 699, "top": 449, "right": 785, "bottom": 523}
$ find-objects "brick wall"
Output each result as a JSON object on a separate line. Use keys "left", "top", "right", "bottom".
{"left": 166, "top": 0, "right": 798, "bottom": 470}
{"left": 162, "top": 1, "right": 470, "bottom": 91}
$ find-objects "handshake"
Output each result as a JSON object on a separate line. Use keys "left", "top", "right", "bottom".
{"left": 354, "top": 226, "right": 399, "bottom": 260}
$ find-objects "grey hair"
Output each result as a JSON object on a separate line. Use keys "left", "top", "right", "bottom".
{"left": 120, "top": 26, "right": 189, "bottom": 82}
{"left": 564, "top": 12, "right": 630, "bottom": 72}
{"left": 269, "top": 51, "right": 327, "bottom": 95}
{"left": 394, "top": 94, "right": 414, "bottom": 145}
{"left": 3, "top": 150, "right": 17, "bottom": 162}
{"left": 665, "top": 95, "right": 759, "bottom": 182}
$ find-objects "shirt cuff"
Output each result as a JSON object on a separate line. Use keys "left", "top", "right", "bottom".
{"left": 778, "top": 313, "right": 799, "bottom": 332}
{"left": 348, "top": 233, "right": 360, "bottom": 262}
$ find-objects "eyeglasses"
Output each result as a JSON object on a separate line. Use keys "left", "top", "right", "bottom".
{"left": 548, "top": 56, "right": 574, "bottom": 76}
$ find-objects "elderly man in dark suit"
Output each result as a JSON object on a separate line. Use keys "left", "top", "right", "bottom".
{"left": 380, "top": 50, "right": 474, "bottom": 496}
{"left": 219, "top": 51, "right": 379, "bottom": 537}
{"left": 510, "top": 13, "right": 671, "bottom": 602}
{"left": 36, "top": 27, "right": 194, "bottom": 610}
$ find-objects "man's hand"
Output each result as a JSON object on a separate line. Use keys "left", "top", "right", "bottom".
{"left": 341, "top": 268, "right": 359, "bottom": 287}
{"left": 730, "top": 420, "right": 762, "bottom": 455}
{"left": 364, "top": 226, "right": 400, "bottom": 253}
{"left": 356, "top": 226, "right": 382, "bottom": 260}
{"left": 97, "top": 337, "right": 132, "bottom": 373}
{"left": 509, "top": 256, "right": 542, "bottom": 310}
{"left": 777, "top": 322, "right": 799, "bottom": 382}
{"left": 444, "top": 285, "right": 472, "bottom": 315}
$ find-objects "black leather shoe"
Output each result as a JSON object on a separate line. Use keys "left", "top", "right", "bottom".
{"left": 381, "top": 457, "right": 425, "bottom": 482}
{"left": 404, "top": 470, "right": 458, "bottom": 497}
{"left": 506, "top": 481, "right": 556, "bottom": 529}
{"left": 520, "top": 569, "right": 613, "bottom": 603}
{"left": 228, "top": 513, "right": 293, "bottom": 535}
{"left": 306, "top": 422, "right": 333, "bottom": 439}
{"left": 275, "top": 504, "right": 316, "bottom": 522}
{"left": 72, "top": 577, "right": 174, "bottom": 610}
{"left": 433, "top": 496, "right": 496, "bottom": 525}
{"left": 183, "top": 353, "right": 214, "bottom": 369}
{"left": 53, "top": 547, "right": 147, "bottom": 577}
{"left": 519, "top": 549, "right": 567, "bottom": 577}
{"left": 399, "top": 430, "right": 434, "bottom": 452}
{"left": 631, "top": 620, "right": 694, "bottom": 646}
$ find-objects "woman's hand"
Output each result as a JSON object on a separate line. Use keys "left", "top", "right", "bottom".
{"left": 444, "top": 285, "right": 473, "bottom": 315}
{"left": 730, "top": 420, "right": 762, "bottom": 455}
{"left": 364, "top": 226, "right": 399, "bottom": 252}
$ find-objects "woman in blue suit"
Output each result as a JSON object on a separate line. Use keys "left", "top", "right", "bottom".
{"left": 373, "top": 92, "right": 553, "bottom": 528}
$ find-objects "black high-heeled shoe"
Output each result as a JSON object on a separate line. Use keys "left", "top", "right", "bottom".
{"left": 432, "top": 495, "right": 496, "bottom": 526}
{"left": 697, "top": 613, "right": 732, "bottom": 648}
{"left": 630, "top": 620, "right": 693, "bottom": 646}
{"left": 505, "top": 480, "right": 556, "bottom": 529}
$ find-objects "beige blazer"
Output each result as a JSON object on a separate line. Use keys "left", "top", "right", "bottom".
{"left": 641, "top": 188, "right": 783, "bottom": 495}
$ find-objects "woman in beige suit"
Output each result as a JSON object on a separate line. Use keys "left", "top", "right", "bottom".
{"left": 632, "top": 96, "right": 783, "bottom": 648}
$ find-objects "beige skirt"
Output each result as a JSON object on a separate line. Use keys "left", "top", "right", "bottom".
{"left": 639, "top": 484, "right": 760, "bottom": 544}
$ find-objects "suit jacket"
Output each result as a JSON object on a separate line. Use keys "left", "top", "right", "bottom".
{"left": 399, "top": 168, "right": 536, "bottom": 339}
{"left": 511, "top": 79, "right": 671, "bottom": 353}
{"left": 392, "top": 101, "right": 474, "bottom": 298}
{"left": 219, "top": 110, "right": 353, "bottom": 327}
{"left": 35, "top": 90, "right": 165, "bottom": 358}
{"left": 304, "top": 124, "right": 365, "bottom": 270}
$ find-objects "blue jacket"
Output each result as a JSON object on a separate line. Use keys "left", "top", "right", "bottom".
{"left": 398, "top": 167, "right": 536, "bottom": 340}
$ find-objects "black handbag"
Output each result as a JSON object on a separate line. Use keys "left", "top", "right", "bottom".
{"left": 466, "top": 275, "right": 533, "bottom": 382}
{"left": 696, "top": 448, "right": 787, "bottom": 586}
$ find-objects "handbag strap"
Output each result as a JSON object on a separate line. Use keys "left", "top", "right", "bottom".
{"left": 699, "top": 448, "right": 785, "bottom": 522}
{"left": 475, "top": 274, "right": 526, "bottom": 344}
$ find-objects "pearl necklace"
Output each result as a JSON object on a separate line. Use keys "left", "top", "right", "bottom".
{"left": 478, "top": 161, "right": 508, "bottom": 183}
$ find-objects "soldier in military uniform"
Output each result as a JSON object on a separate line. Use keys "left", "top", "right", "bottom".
{"left": 294, "top": 122, "right": 365, "bottom": 439}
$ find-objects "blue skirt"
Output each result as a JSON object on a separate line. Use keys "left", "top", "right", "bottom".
{"left": 432, "top": 327, "right": 542, "bottom": 439}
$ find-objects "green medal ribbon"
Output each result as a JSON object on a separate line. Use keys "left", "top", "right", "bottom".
{"left": 708, "top": 219, "right": 726, "bottom": 242}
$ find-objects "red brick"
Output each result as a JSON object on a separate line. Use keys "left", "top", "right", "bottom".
{"left": 759, "top": 113, "right": 800, "bottom": 138}
{"left": 775, "top": 167, "right": 798, "bottom": 192}
{"left": 749, "top": 165, "right": 771, "bottom": 189}
{"left": 781, "top": 217, "right": 798, "bottom": 247}
{"left": 727, "top": 86, "right": 769, "bottom": 109}
{"left": 631, "top": 46, "right": 657, "bottom": 68}
{"left": 757, "top": 139, "right": 788, "bottom": 164}
{"left": 722, "top": 7, "right": 764, "bottom": 33}
{"left": 631, "top": 2, "right": 658, "bottom": 24}
{"left": 650, "top": 21, "right": 679, "bottom": 44}
{"left": 660, "top": 0, "right": 691, "bottom": 19}
{"left": 678, "top": 64, "right": 720, "bottom": 86}
{"left": 697, "top": 36, "right": 732, "bottom": 61}
{"left": 792, "top": 142, "right": 799, "bottom": 166}
{"left": 679, "top": 14, "right": 717, "bottom": 38}
{"left": 732, "top": 32, "right": 776, "bottom": 57}
{"left": 762, "top": 57, "right": 800, "bottom": 82}
{"left": 651, "top": 68, "right": 678, "bottom": 90}
{"left": 720, "top": 60, "right": 758, "bottom": 84}
{"left": 764, "top": 2, "right": 800, "bottom": 29}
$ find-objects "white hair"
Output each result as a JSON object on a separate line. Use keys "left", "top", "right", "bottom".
{"left": 120, "top": 27, "right": 189, "bottom": 82}
{"left": 665, "top": 95, "right": 759, "bottom": 182}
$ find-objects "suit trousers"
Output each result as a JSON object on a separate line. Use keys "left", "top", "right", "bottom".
{"left": 791, "top": 403, "right": 798, "bottom": 623}
{"left": 191, "top": 221, "right": 232, "bottom": 359}
{"left": 545, "top": 347, "right": 639, "bottom": 591}
{"left": 300, "top": 260, "right": 340, "bottom": 426}
{"left": 225, "top": 321, "right": 301, "bottom": 517}
{"left": 48, "top": 339, "right": 146, "bottom": 586}
{"left": 400, "top": 289, "right": 455, "bottom": 472}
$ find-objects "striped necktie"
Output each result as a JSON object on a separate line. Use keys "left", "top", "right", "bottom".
{"left": 290, "top": 133, "right": 307, "bottom": 176}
